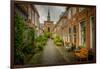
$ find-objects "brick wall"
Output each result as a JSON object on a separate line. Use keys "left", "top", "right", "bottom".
{"left": 54, "top": 6, "right": 96, "bottom": 50}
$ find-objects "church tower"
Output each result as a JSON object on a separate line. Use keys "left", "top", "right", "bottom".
{"left": 44, "top": 8, "right": 54, "bottom": 33}
{"left": 47, "top": 9, "right": 50, "bottom": 21}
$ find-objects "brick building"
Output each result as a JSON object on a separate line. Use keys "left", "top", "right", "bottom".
{"left": 53, "top": 6, "right": 96, "bottom": 50}
{"left": 14, "top": 3, "right": 40, "bottom": 36}
{"left": 53, "top": 10, "right": 67, "bottom": 40}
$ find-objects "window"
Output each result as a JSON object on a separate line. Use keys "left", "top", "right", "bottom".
{"left": 73, "top": 26, "right": 76, "bottom": 33}
{"left": 80, "top": 21, "right": 86, "bottom": 47}
{"left": 32, "top": 11, "right": 35, "bottom": 24}
{"left": 72, "top": 7, "right": 77, "bottom": 16}
{"left": 69, "top": 28, "right": 72, "bottom": 42}
{"left": 69, "top": 28, "right": 71, "bottom": 34}
{"left": 68, "top": 8, "right": 72, "bottom": 19}
{"left": 73, "top": 26, "right": 76, "bottom": 44}
{"left": 90, "top": 16, "right": 95, "bottom": 49}
{"left": 28, "top": 6, "right": 32, "bottom": 20}
{"left": 15, "top": 6, "right": 28, "bottom": 22}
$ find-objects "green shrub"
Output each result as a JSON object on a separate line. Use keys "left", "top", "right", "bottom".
{"left": 14, "top": 13, "right": 25, "bottom": 64}
{"left": 14, "top": 13, "right": 49, "bottom": 65}
{"left": 38, "top": 45, "right": 44, "bottom": 51}
{"left": 14, "top": 13, "right": 36, "bottom": 65}
{"left": 55, "top": 41, "right": 63, "bottom": 46}
{"left": 51, "top": 34, "right": 55, "bottom": 39}
{"left": 15, "top": 51, "right": 25, "bottom": 64}
{"left": 35, "top": 35, "right": 48, "bottom": 51}
{"left": 44, "top": 32, "right": 52, "bottom": 38}
{"left": 53, "top": 35, "right": 63, "bottom": 46}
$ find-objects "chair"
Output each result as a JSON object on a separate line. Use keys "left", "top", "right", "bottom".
{"left": 74, "top": 48, "right": 88, "bottom": 62}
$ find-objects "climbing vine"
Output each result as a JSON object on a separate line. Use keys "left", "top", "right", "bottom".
{"left": 14, "top": 13, "right": 50, "bottom": 65}
{"left": 14, "top": 13, "right": 35, "bottom": 64}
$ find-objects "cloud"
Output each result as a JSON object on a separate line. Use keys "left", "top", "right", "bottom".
{"left": 35, "top": 5, "right": 66, "bottom": 24}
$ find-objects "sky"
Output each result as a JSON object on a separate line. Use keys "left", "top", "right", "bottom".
{"left": 35, "top": 5, "right": 66, "bottom": 24}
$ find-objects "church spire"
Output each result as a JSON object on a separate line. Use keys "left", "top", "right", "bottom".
{"left": 47, "top": 8, "right": 50, "bottom": 21}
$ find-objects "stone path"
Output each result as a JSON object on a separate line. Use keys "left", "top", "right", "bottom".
{"left": 40, "top": 39, "right": 67, "bottom": 65}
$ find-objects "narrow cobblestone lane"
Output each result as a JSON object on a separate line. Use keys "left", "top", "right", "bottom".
{"left": 40, "top": 39, "right": 67, "bottom": 65}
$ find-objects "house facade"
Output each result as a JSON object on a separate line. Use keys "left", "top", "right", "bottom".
{"left": 14, "top": 3, "right": 40, "bottom": 37}
{"left": 53, "top": 6, "right": 96, "bottom": 50}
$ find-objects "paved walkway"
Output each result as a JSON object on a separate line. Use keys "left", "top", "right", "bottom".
{"left": 55, "top": 46, "right": 77, "bottom": 63}
{"left": 40, "top": 39, "right": 67, "bottom": 65}
{"left": 28, "top": 39, "right": 77, "bottom": 66}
